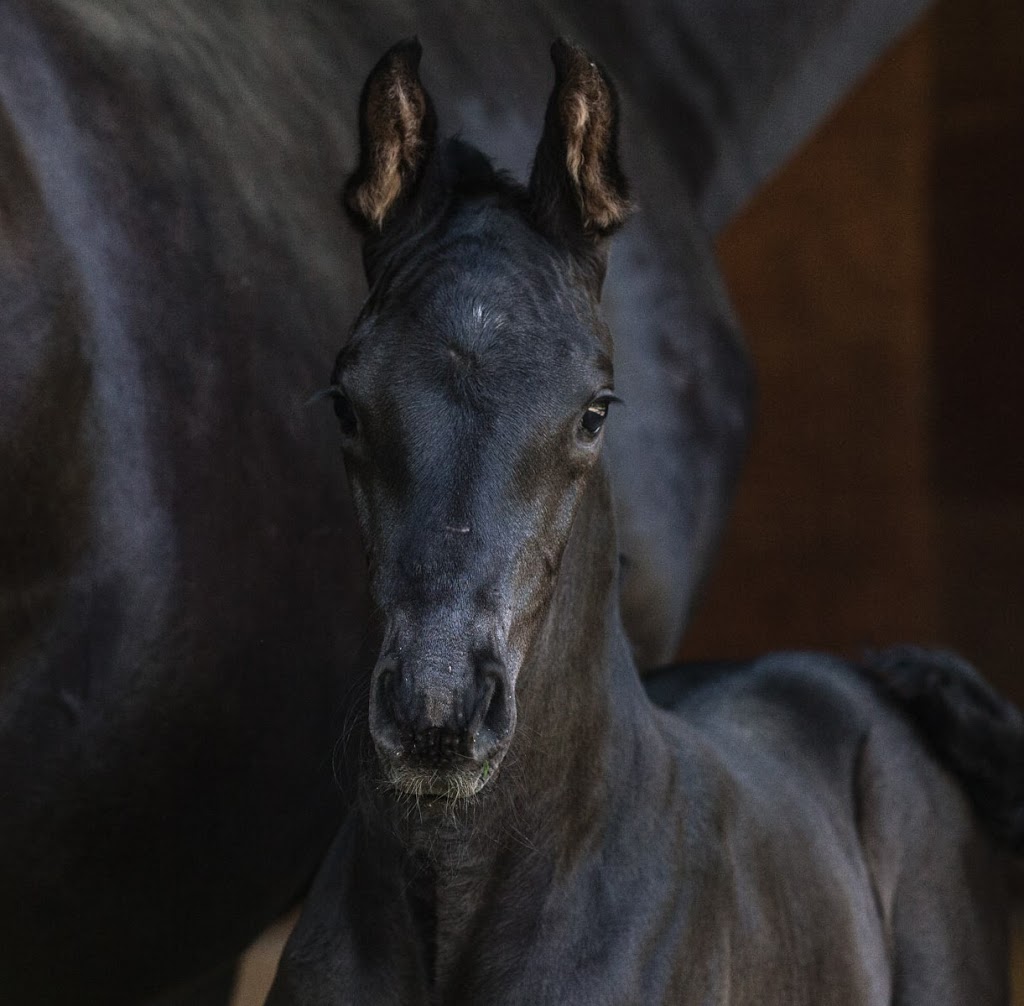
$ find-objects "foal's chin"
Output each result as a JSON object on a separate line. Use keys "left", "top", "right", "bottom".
{"left": 379, "top": 755, "right": 503, "bottom": 804}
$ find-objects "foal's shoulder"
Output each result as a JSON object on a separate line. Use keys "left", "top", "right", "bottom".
{"left": 647, "top": 649, "right": 1022, "bottom": 850}
{"left": 642, "top": 653, "right": 890, "bottom": 823}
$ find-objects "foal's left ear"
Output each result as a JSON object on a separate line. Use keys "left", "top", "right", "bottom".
{"left": 344, "top": 38, "right": 437, "bottom": 233}
{"left": 529, "top": 40, "right": 631, "bottom": 249}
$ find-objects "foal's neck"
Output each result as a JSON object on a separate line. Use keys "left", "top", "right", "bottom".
{"left": 511, "top": 464, "right": 653, "bottom": 847}
{"left": 357, "top": 464, "right": 661, "bottom": 999}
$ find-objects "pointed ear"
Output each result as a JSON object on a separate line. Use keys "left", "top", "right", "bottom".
{"left": 529, "top": 39, "right": 631, "bottom": 246}
{"left": 344, "top": 38, "right": 437, "bottom": 232}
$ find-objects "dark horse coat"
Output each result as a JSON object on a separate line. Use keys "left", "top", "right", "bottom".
{"left": 269, "top": 41, "right": 1022, "bottom": 1003}
{"left": 0, "top": 0, "right": 930, "bottom": 1001}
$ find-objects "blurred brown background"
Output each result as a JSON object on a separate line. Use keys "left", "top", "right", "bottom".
{"left": 232, "top": 1, "right": 1023, "bottom": 1002}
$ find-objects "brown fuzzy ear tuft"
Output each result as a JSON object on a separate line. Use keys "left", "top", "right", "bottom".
{"left": 529, "top": 39, "right": 630, "bottom": 241}
{"left": 344, "top": 38, "right": 437, "bottom": 232}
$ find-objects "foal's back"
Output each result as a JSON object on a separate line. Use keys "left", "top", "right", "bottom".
{"left": 653, "top": 650, "right": 1014, "bottom": 1004}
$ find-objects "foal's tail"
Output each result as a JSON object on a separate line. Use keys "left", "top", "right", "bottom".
{"left": 865, "top": 647, "right": 1024, "bottom": 855}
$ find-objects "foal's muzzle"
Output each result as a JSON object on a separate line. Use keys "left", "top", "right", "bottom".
{"left": 369, "top": 652, "right": 516, "bottom": 798}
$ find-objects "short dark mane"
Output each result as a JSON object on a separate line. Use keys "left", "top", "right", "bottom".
{"left": 440, "top": 137, "right": 529, "bottom": 212}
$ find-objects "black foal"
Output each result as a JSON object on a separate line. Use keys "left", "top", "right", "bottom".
{"left": 269, "top": 40, "right": 1022, "bottom": 1005}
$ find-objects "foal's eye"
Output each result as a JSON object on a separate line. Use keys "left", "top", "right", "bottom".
{"left": 332, "top": 390, "right": 358, "bottom": 437}
{"left": 578, "top": 392, "right": 621, "bottom": 440}
{"left": 580, "top": 401, "right": 609, "bottom": 437}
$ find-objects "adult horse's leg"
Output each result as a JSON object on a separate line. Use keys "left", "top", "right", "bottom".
{"left": 0, "top": 95, "right": 92, "bottom": 689}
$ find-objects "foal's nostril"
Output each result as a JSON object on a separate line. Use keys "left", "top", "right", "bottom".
{"left": 369, "top": 658, "right": 406, "bottom": 758}
{"left": 470, "top": 663, "right": 514, "bottom": 761}
{"left": 378, "top": 662, "right": 400, "bottom": 712}
{"left": 482, "top": 673, "right": 508, "bottom": 736}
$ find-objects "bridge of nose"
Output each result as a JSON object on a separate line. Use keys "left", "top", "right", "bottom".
{"left": 386, "top": 429, "right": 524, "bottom": 588}
{"left": 387, "top": 533, "right": 495, "bottom": 617}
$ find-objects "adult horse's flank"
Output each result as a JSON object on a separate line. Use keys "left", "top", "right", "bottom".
{"left": 268, "top": 40, "right": 1022, "bottom": 1005}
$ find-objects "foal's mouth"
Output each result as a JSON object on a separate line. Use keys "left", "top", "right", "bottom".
{"left": 380, "top": 754, "right": 503, "bottom": 801}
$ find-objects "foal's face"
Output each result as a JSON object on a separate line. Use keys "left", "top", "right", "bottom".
{"left": 334, "top": 204, "right": 613, "bottom": 798}
{"left": 333, "top": 36, "right": 629, "bottom": 801}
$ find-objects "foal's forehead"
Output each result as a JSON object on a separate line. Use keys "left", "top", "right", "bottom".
{"left": 349, "top": 205, "right": 610, "bottom": 383}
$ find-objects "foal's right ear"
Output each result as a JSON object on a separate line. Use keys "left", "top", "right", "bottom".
{"left": 344, "top": 38, "right": 437, "bottom": 233}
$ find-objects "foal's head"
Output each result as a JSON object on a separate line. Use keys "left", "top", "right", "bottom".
{"left": 332, "top": 39, "right": 629, "bottom": 802}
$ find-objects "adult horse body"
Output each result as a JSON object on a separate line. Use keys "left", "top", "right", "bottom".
{"left": 0, "top": 0, "right": 929, "bottom": 1001}
{"left": 269, "top": 41, "right": 1022, "bottom": 1004}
